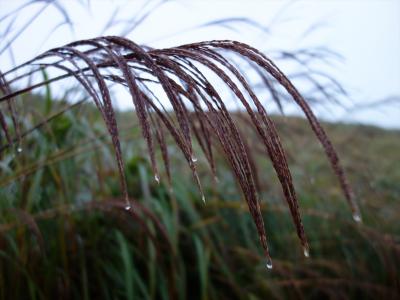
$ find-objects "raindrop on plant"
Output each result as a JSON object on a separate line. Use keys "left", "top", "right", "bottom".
{"left": 154, "top": 174, "right": 160, "bottom": 184}
{"left": 16, "top": 146, "right": 22, "bottom": 153}
{"left": 201, "top": 195, "right": 206, "bottom": 203}
{"left": 352, "top": 211, "right": 362, "bottom": 223}
{"left": 303, "top": 246, "right": 310, "bottom": 258}
{"left": 265, "top": 257, "right": 273, "bottom": 270}
{"left": 191, "top": 155, "right": 198, "bottom": 163}
{"left": 124, "top": 204, "right": 131, "bottom": 211}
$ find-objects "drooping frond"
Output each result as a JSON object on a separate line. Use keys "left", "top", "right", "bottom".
{"left": 0, "top": 36, "right": 361, "bottom": 265}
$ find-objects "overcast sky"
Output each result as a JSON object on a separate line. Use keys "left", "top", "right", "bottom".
{"left": 1, "top": 0, "right": 399, "bottom": 128}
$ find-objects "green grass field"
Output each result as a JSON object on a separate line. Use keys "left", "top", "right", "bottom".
{"left": 0, "top": 97, "right": 398, "bottom": 299}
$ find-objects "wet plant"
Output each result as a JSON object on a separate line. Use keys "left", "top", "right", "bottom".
{"left": 0, "top": 35, "right": 361, "bottom": 267}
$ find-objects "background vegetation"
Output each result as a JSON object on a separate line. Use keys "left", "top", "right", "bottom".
{"left": 0, "top": 97, "right": 398, "bottom": 299}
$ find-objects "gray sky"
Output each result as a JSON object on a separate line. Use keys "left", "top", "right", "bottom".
{"left": 1, "top": 0, "right": 399, "bottom": 128}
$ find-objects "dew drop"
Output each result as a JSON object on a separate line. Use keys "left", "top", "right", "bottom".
{"left": 154, "top": 174, "right": 160, "bottom": 184}
{"left": 265, "top": 257, "right": 273, "bottom": 270}
{"left": 16, "top": 146, "right": 22, "bottom": 153}
{"left": 352, "top": 211, "right": 362, "bottom": 223}
{"left": 191, "top": 156, "right": 198, "bottom": 163}
{"left": 201, "top": 195, "right": 206, "bottom": 203}
{"left": 124, "top": 204, "right": 131, "bottom": 211}
{"left": 303, "top": 246, "right": 310, "bottom": 258}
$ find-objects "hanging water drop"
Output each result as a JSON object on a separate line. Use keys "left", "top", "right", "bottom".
{"left": 191, "top": 156, "right": 198, "bottom": 163}
{"left": 154, "top": 174, "right": 160, "bottom": 184}
{"left": 303, "top": 246, "right": 310, "bottom": 258}
{"left": 124, "top": 204, "right": 131, "bottom": 211}
{"left": 265, "top": 257, "right": 273, "bottom": 270}
{"left": 201, "top": 195, "right": 206, "bottom": 203}
{"left": 352, "top": 211, "right": 362, "bottom": 223}
{"left": 16, "top": 146, "right": 22, "bottom": 153}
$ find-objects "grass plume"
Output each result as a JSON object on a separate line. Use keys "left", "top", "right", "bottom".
{"left": 0, "top": 36, "right": 361, "bottom": 265}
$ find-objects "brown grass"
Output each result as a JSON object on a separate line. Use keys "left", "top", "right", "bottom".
{"left": 0, "top": 36, "right": 360, "bottom": 266}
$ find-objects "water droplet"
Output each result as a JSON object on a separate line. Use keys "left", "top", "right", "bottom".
{"left": 17, "top": 147, "right": 22, "bottom": 153}
{"left": 154, "top": 174, "right": 160, "bottom": 184}
{"left": 303, "top": 246, "right": 310, "bottom": 258}
{"left": 191, "top": 156, "right": 198, "bottom": 163}
{"left": 265, "top": 257, "right": 273, "bottom": 270}
{"left": 201, "top": 195, "right": 206, "bottom": 203}
{"left": 352, "top": 211, "right": 362, "bottom": 223}
{"left": 124, "top": 204, "right": 131, "bottom": 211}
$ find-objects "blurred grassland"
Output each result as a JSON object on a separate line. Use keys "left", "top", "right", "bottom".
{"left": 0, "top": 95, "right": 399, "bottom": 299}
